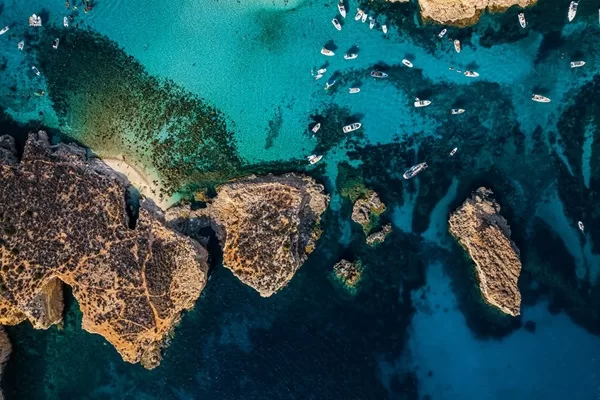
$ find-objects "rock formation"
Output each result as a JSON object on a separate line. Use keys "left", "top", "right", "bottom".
{"left": 418, "top": 0, "right": 536, "bottom": 27}
{"left": 351, "top": 190, "right": 386, "bottom": 234}
{"left": 332, "top": 259, "right": 364, "bottom": 294}
{"left": 0, "top": 131, "right": 209, "bottom": 369}
{"left": 448, "top": 187, "right": 522, "bottom": 316}
{"left": 0, "top": 327, "right": 10, "bottom": 400}
{"left": 168, "top": 174, "right": 329, "bottom": 297}
{"left": 366, "top": 224, "right": 393, "bottom": 247}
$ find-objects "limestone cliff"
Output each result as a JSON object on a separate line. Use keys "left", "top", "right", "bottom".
{"left": 0, "top": 131, "right": 209, "bottom": 369}
{"left": 448, "top": 187, "right": 521, "bottom": 316}
{"left": 0, "top": 326, "right": 11, "bottom": 400}
{"left": 351, "top": 190, "right": 386, "bottom": 234}
{"left": 419, "top": 0, "right": 536, "bottom": 27}
{"left": 168, "top": 174, "right": 329, "bottom": 297}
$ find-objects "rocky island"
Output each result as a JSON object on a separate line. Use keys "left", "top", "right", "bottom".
{"left": 331, "top": 259, "right": 364, "bottom": 294}
{"left": 0, "top": 132, "right": 209, "bottom": 369}
{"left": 448, "top": 187, "right": 522, "bottom": 316}
{"left": 351, "top": 190, "right": 386, "bottom": 235}
{"left": 366, "top": 224, "right": 393, "bottom": 247}
{"left": 418, "top": 0, "right": 536, "bottom": 27}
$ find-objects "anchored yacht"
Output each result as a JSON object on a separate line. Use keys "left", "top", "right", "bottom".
{"left": 338, "top": 0, "right": 346, "bottom": 18}
{"left": 369, "top": 17, "right": 375, "bottom": 29}
{"left": 382, "top": 25, "right": 388, "bottom": 35}
{"left": 344, "top": 53, "right": 358, "bottom": 60}
{"left": 52, "top": 38, "right": 60, "bottom": 49}
{"left": 321, "top": 47, "right": 335, "bottom": 56}
{"left": 402, "top": 59, "right": 413, "bottom": 68}
{"left": 355, "top": 8, "right": 364, "bottom": 21}
{"left": 17, "top": 41, "right": 24, "bottom": 50}
{"left": 0, "top": 26, "right": 8, "bottom": 35}
{"left": 451, "top": 108, "right": 465, "bottom": 115}
{"left": 308, "top": 155, "right": 323, "bottom": 165}
{"left": 361, "top": 12, "right": 368, "bottom": 23}
{"left": 64, "top": 16, "right": 69, "bottom": 27}
{"left": 578, "top": 221, "right": 585, "bottom": 232}
{"left": 403, "top": 162, "right": 428, "bottom": 179}
{"left": 568, "top": 1, "right": 578, "bottom": 21}
{"left": 332, "top": 18, "right": 342, "bottom": 31}
{"left": 570, "top": 61, "right": 585, "bottom": 68}
{"left": 29, "top": 14, "right": 42, "bottom": 27}
{"left": 414, "top": 98, "right": 431, "bottom": 107}
{"left": 438, "top": 28, "right": 447, "bottom": 38}
{"left": 454, "top": 39, "right": 461, "bottom": 53}
{"left": 311, "top": 123, "right": 321, "bottom": 134}
{"left": 532, "top": 94, "right": 551, "bottom": 103}
{"left": 343, "top": 123, "right": 362, "bottom": 133}
{"left": 449, "top": 148, "right": 458, "bottom": 156}
{"left": 518, "top": 13, "right": 527, "bottom": 28}
{"left": 370, "top": 70, "right": 388, "bottom": 78}
{"left": 464, "top": 70, "right": 479, "bottom": 77}
{"left": 31, "top": 66, "right": 41, "bottom": 76}
{"left": 349, "top": 87, "right": 360, "bottom": 94}
{"left": 325, "top": 78, "right": 337, "bottom": 90}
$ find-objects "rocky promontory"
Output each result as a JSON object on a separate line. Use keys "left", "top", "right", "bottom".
{"left": 0, "top": 327, "right": 11, "bottom": 400}
{"left": 351, "top": 190, "right": 386, "bottom": 234}
{"left": 0, "top": 132, "right": 209, "bottom": 369}
{"left": 168, "top": 174, "right": 329, "bottom": 297}
{"left": 419, "top": 0, "right": 536, "bottom": 27}
{"left": 448, "top": 187, "right": 522, "bottom": 316}
{"left": 366, "top": 224, "right": 392, "bottom": 247}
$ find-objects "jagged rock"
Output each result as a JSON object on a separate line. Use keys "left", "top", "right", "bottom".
{"left": 448, "top": 187, "right": 522, "bottom": 316}
{"left": 0, "top": 136, "right": 17, "bottom": 165}
{"left": 366, "top": 224, "right": 393, "bottom": 247}
{"left": 418, "top": 0, "right": 535, "bottom": 27}
{"left": 351, "top": 190, "right": 386, "bottom": 234}
{"left": 168, "top": 174, "right": 329, "bottom": 297}
{"left": 0, "top": 132, "right": 209, "bottom": 369}
{"left": 0, "top": 326, "right": 11, "bottom": 400}
{"left": 332, "top": 259, "right": 364, "bottom": 294}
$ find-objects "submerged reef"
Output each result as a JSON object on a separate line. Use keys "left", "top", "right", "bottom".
{"left": 449, "top": 187, "right": 522, "bottom": 316}
{"left": 332, "top": 259, "right": 364, "bottom": 294}
{"left": 0, "top": 327, "right": 9, "bottom": 400}
{"left": 168, "top": 174, "right": 329, "bottom": 297}
{"left": 351, "top": 190, "right": 386, "bottom": 235}
{"left": 0, "top": 132, "right": 208, "bottom": 369}
{"left": 418, "top": 0, "right": 536, "bottom": 27}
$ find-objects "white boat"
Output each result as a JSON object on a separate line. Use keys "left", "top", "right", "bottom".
{"left": 308, "top": 155, "right": 323, "bottom": 165}
{"left": 451, "top": 108, "right": 465, "bottom": 115}
{"left": 403, "top": 162, "right": 428, "bottom": 179}
{"left": 361, "top": 12, "right": 368, "bottom": 23}
{"left": 52, "top": 38, "right": 60, "bottom": 49}
{"left": 343, "top": 123, "right": 362, "bottom": 133}
{"left": 570, "top": 61, "right": 585, "bottom": 68}
{"left": 449, "top": 147, "right": 458, "bottom": 156}
{"left": 518, "top": 13, "right": 527, "bottom": 28}
{"left": 332, "top": 18, "right": 342, "bottom": 31}
{"left": 314, "top": 74, "right": 323, "bottom": 80}
{"left": 64, "top": 16, "right": 69, "bottom": 27}
{"left": 454, "top": 39, "right": 461, "bottom": 53}
{"left": 578, "top": 221, "right": 585, "bottom": 232}
{"left": 0, "top": 26, "right": 9, "bottom": 35}
{"left": 349, "top": 87, "right": 360, "bottom": 94}
{"left": 464, "top": 70, "right": 479, "bottom": 77}
{"left": 17, "top": 41, "right": 24, "bottom": 50}
{"left": 371, "top": 70, "right": 388, "bottom": 78}
{"left": 369, "top": 17, "right": 375, "bottom": 29}
{"left": 32, "top": 66, "right": 40, "bottom": 76}
{"left": 325, "top": 78, "right": 336, "bottom": 90}
{"left": 438, "top": 28, "right": 447, "bottom": 38}
{"left": 29, "top": 14, "right": 42, "bottom": 27}
{"left": 321, "top": 48, "right": 335, "bottom": 56}
{"left": 344, "top": 53, "right": 358, "bottom": 60}
{"left": 402, "top": 59, "right": 413, "bottom": 68}
{"left": 414, "top": 98, "right": 431, "bottom": 107}
{"left": 338, "top": 0, "right": 346, "bottom": 18}
{"left": 311, "top": 123, "right": 321, "bottom": 133}
{"left": 382, "top": 25, "right": 388, "bottom": 35}
{"left": 355, "top": 8, "right": 364, "bottom": 21}
{"left": 532, "top": 94, "right": 551, "bottom": 103}
{"left": 568, "top": 1, "right": 578, "bottom": 22}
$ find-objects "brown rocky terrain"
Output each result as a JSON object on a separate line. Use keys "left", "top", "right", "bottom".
{"left": 351, "top": 190, "right": 386, "bottom": 234}
{"left": 0, "top": 327, "right": 11, "bottom": 400}
{"left": 366, "top": 224, "right": 392, "bottom": 247}
{"left": 332, "top": 259, "right": 364, "bottom": 294}
{"left": 418, "top": 0, "right": 536, "bottom": 27}
{"left": 0, "top": 131, "right": 209, "bottom": 369}
{"left": 167, "top": 174, "right": 329, "bottom": 297}
{"left": 448, "top": 187, "right": 522, "bottom": 316}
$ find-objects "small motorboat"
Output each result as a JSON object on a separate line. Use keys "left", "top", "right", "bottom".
{"left": 64, "top": 16, "right": 69, "bottom": 27}
{"left": 464, "top": 70, "right": 479, "bottom": 77}
{"left": 343, "top": 123, "right": 362, "bottom": 133}
{"left": 29, "top": 14, "right": 42, "bottom": 27}
{"left": 52, "top": 38, "right": 60, "bottom": 49}
{"left": 369, "top": 17, "right": 375, "bottom": 29}
{"left": 17, "top": 41, "right": 24, "bottom": 50}
{"left": 32, "top": 66, "right": 41, "bottom": 76}
{"left": 414, "top": 98, "right": 431, "bottom": 107}
{"left": 402, "top": 59, "right": 413, "bottom": 68}
{"left": 454, "top": 39, "right": 461, "bottom": 53}
{"left": 349, "top": 87, "right": 360, "bottom": 94}
{"left": 325, "top": 78, "right": 337, "bottom": 90}
{"left": 344, "top": 53, "right": 358, "bottom": 60}
{"left": 312, "top": 123, "right": 321, "bottom": 133}
{"left": 317, "top": 68, "right": 327, "bottom": 74}
{"left": 438, "top": 28, "right": 447, "bottom": 38}
{"left": 314, "top": 74, "right": 324, "bottom": 80}
{"left": 0, "top": 26, "right": 9, "bottom": 35}
{"left": 568, "top": 1, "right": 578, "bottom": 22}
{"left": 34, "top": 90, "right": 45, "bottom": 97}
{"left": 578, "top": 221, "right": 585, "bottom": 232}
{"left": 403, "top": 162, "right": 428, "bottom": 179}
{"left": 308, "top": 155, "right": 323, "bottom": 165}
{"left": 355, "top": 8, "right": 364, "bottom": 21}
{"left": 338, "top": 0, "right": 346, "bottom": 18}
{"left": 382, "top": 25, "right": 388, "bottom": 35}
{"left": 332, "top": 18, "right": 342, "bottom": 31}
{"left": 570, "top": 61, "right": 585, "bottom": 68}
{"left": 321, "top": 47, "right": 335, "bottom": 56}
{"left": 361, "top": 12, "right": 368, "bottom": 23}
{"left": 518, "top": 13, "right": 527, "bottom": 28}
{"left": 532, "top": 94, "right": 551, "bottom": 103}
{"left": 370, "top": 70, "right": 388, "bottom": 78}
{"left": 449, "top": 147, "right": 458, "bottom": 156}
{"left": 451, "top": 108, "right": 465, "bottom": 115}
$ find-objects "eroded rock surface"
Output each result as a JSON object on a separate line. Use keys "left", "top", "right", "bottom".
{"left": 351, "top": 190, "right": 386, "bottom": 234}
{"left": 0, "top": 326, "right": 11, "bottom": 400}
{"left": 419, "top": 0, "right": 535, "bottom": 26}
{"left": 449, "top": 187, "right": 522, "bottom": 316}
{"left": 0, "top": 132, "right": 208, "bottom": 369}
{"left": 366, "top": 224, "right": 392, "bottom": 247}
{"left": 332, "top": 259, "right": 363, "bottom": 294}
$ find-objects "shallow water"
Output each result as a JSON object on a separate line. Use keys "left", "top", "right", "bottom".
{"left": 1, "top": 0, "right": 600, "bottom": 398}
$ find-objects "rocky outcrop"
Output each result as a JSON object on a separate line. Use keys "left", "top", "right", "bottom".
{"left": 168, "top": 174, "right": 329, "bottom": 297}
{"left": 418, "top": 0, "right": 536, "bottom": 27}
{"left": 332, "top": 259, "right": 364, "bottom": 294}
{"left": 351, "top": 191, "right": 386, "bottom": 234}
{"left": 448, "top": 187, "right": 522, "bottom": 316}
{"left": 366, "top": 224, "right": 392, "bottom": 247}
{"left": 0, "top": 326, "right": 11, "bottom": 400}
{"left": 0, "top": 131, "right": 209, "bottom": 369}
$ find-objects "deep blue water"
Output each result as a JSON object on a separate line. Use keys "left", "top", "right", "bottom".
{"left": 1, "top": 0, "right": 600, "bottom": 398}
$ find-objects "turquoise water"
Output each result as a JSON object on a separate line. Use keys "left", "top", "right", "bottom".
{"left": 1, "top": 0, "right": 600, "bottom": 398}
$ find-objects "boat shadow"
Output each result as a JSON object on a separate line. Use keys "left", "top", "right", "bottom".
{"left": 324, "top": 40, "right": 338, "bottom": 51}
